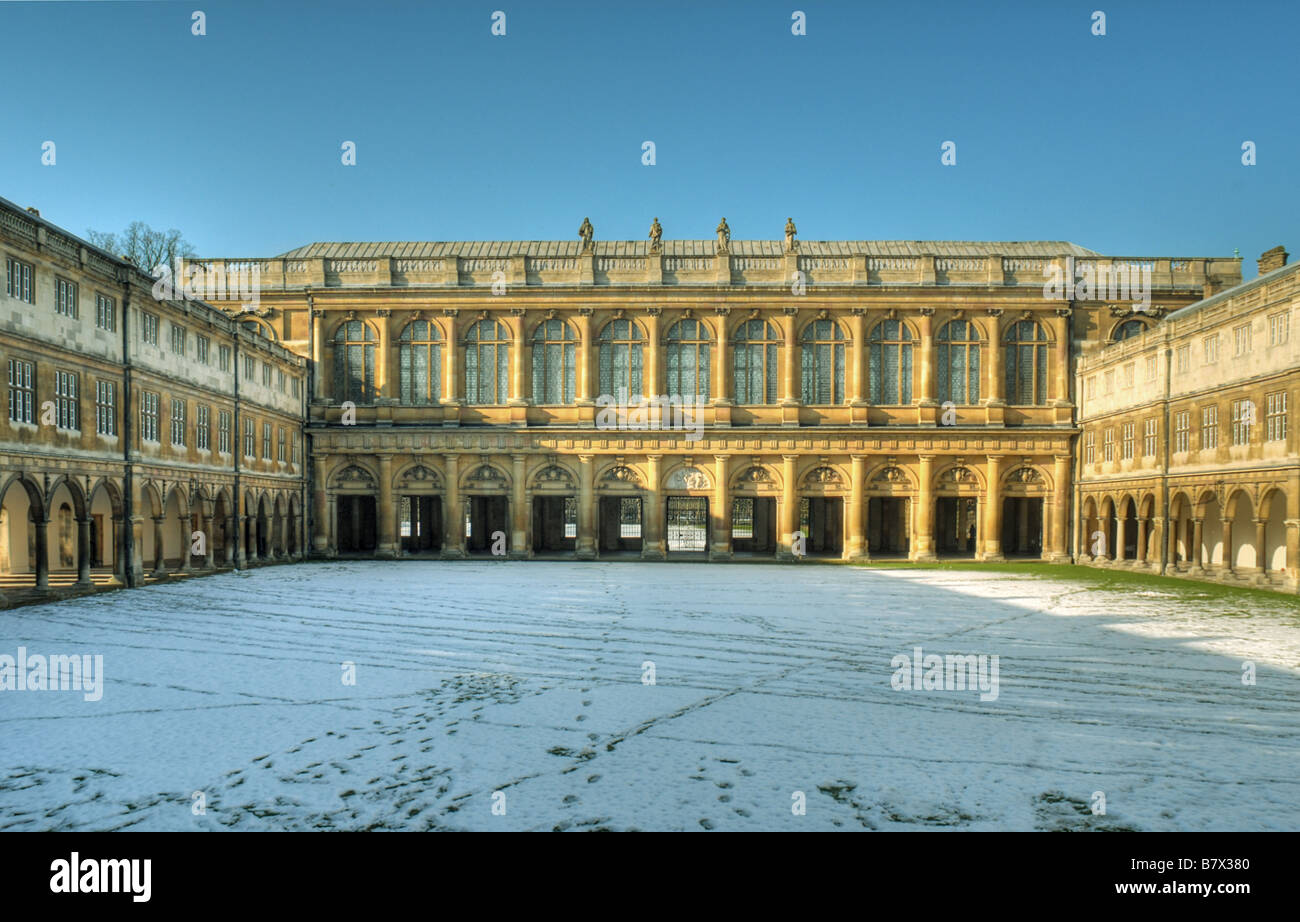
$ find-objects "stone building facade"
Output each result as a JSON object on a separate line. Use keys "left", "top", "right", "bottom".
{"left": 183, "top": 232, "right": 1238, "bottom": 568}
{"left": 0, "top": 196, "right": 307, "bottom": 602}
{"left": 1075, "top": 247, "right": 1298, "bottom": 591}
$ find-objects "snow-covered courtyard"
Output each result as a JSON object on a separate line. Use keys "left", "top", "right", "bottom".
{"left": 2, "top": 561, "right": 1298, "bottom": 831}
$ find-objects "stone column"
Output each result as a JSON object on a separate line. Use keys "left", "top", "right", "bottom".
{"left": 1221, "top": 517, "right": 1233, "bottom": 573}
{"left": 780, "top": 312, "right": 799, "bottom": 405}
{"left": 712, "top": 312, "right": 730, "bottom": 406}
{"left": 75, "top": 518, "right": 92, "bottom": 587}
{"left": 313, "top": 455, "right": 329, "bottom": 554}
{"left": 914, "top": 455, "right": 936, "bottom": 559}
{"left": 202, "top": 510, "right": 215, "bottom": 568}
{"left": 34, "top": 519, "right": 49, "bottom": 589}
{"left": 1098, "top": 513, "right": 1113, "bottom": 560}
{"left": 442, "top": 313, "right": 460, "bottom": 410}
{"left": 643, "top": 309, "right": 660, "bottom": 400}
{"left": 508, "top": 313, "right": 528, "bottom": 405}
{"left": 442, "top": 454, "right": 464, "bottom": 558}
{"left": 984, "top": 312, "right": 1004, "bottom": 404}
{"left": 917, "top": 309, "right": 936, "bottom": 407}
{"left": 511, "top": 454, "right": 528, "bottom": 558}
{"left": 377, "top": 455, "right": 396, "bottom": 558}
{"left": 1136, "top": 516, "right": 1148, "bottom": 568}
{"left": 1052, "top": 309, "right": 1071, "bottom": 405}
{"left": 575, "top": 309, "right": 594, "bottom": 405}
{"left": 376, "top": 310, "right": 392, "bottom": 400}
{"left": 849, "top": 311, "right": 866, "bottom": 405}
{"left": 1048, "top": 454, "right": 1070, "bottom": 561}
{"left": 1255, "top": 518, "right": 1268, "bottom": 576}
{"left": 1165, "top": 516, "right": 1178, "bottom": 572}
{"left": 180, "top": 510, "right": 194, "bottom": 572}
{"left": 311, "top": 308, "right": 325, "bottom": 401}
{"left": 983, "top": 455, "right": 1003, "bottom": 559}
{"left": 710, "top": 454, "right": 730, "bottom": 560}
{"left": 576, "top": 454, "right": 596, "bottom": 560}
{"left": 152, "top": 516, "right": 168, "bottom": 575}
{"left": 780, "top": 454, "right": 798, "bottom": 558}
{"left": 847, "top": 455, "right": 866, "bottom": 559}
{"left": 247, "top": 509, "right": 259, "bottom": 563}
{"left": 1190, "top": 518, "right": 1204, "bottom": 573}
{"left": 642, "top": 454, "right": 665, "bottom": 559}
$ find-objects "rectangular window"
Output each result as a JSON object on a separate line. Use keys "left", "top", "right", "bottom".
{"left": 219, "top": 344, "right": 231, "bottom": 372}
{"left": 1103, "top": 369, "right": 1114, "bottom": 394}
{"left": 1176, "top": 344, "right": 1190, "bottom": 375}
{"left": 196, "top": 335, "right": 209, "bottom": 364}
{"left": 262, "top": 363, "right": 272, "bottom": 387}
{"left": 1203, "top": 334, "right": 1219, "bottom": 365}
{"left": 170, "top": 398, "right": 187, "bottom": 446}
{"left": 1269, "top": 312, "right": 1290, "bottom": 346}
{"left": 54, "top": 370, "right": 79, "bottom": 430}
{"left": 171, "top": 323, "right": 187, "bottom": 356}
{"left": 244, "top": 418, "right": 255, "bottom": 457}
{"left": 5, "top": 256, "right": 33, "bottom": 303}
{"left": 1143, "top": 418, "right": 1157, "bottom": 458}
{"left": 95, "top": 292, "right": 116, "bottom": 331}
{"left": 141, "top": 311, "right": 159, "bottom": 345}
{"left": 1233, "top": 323, "right": 1252, "bottom": 357}
{"left": 1102, "top": 429, "right": 1115, "bottom": 462}
{"left": 1144, "top": 355, "right": 1157, "bottom": 382}
{"left": 1231, "top": 399, "right": 1253, "bottom": 446}
{"left": 1121, "top": 422, "right": 1134, "bottom": 461}
{"left": 277, "top": 426, "right": 285, "bottom": 462}
{"left": 1122, "top": 363, "right": 1134, "bottom": 388}
{"left": 95, "top": 380, "right": 116, "bottom": 436}
{"left": 1084, "top": 431, "right": 1095, "bottom": 465}
{"left": 291, "top": 431, "right": 299, "bottom": 465}
{"left": 218, "top": 410, "right": 232, "bottom": 453}
{"left": 1086, "top": 376, "right": 1096, "bottom": 400}
{"left": 55, "top": 278, "right": 78, "bottom": 318}
{"left": 244, "top": 356, "right": 255, "bottom": 380}
{"left": 277, "top": 368, "right": 286, "bottom": 393}
{"left": 141, "top": 391, "right": 160, "bottom": 442}
{"left": 262, "top": 421, "right": 271, "bottom": 460}
{"left": 291, "top": 377, "right": 301, "bottom": 398}
{"left": 1174, "top": 410, "right": 1190, "bottom": 453}
{"left": 7, "top": 358, "right": 34, "bottom": 424}
{"left": 1200, "top": 405, "right": 1219, "bottom": 450}
{"left": 196, "top": 404, "right": 210, "bottom": 450}
{"left": 1266, "top": 391, "right": 1288, "bottom": 442}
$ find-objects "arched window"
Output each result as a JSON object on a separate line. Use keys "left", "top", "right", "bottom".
{"left": 869, "top": 319, "right": 913, "bottom": 405}
{"left": 801, "top": 319, "right": 847, "bottom": 404}
{"left": 598, "top": 319, "right": 643, "bottom": 399}
{"left": 464, "top": 319, "right": 510, "bottom": 404}
{"left": 398, "top": 320, "right": 442, "bottom": 404}
{"left": 1112, "top": 319, "right": 1147, "bottom": 342}
{"left": 531, "top": 319, "right": 577, "bottom": 405}
{"left": 936, "top": 320, "right": 981, "bottom": 405}
{"left": 333, "top": 320, "right": 376, "bottom": 404}
{"left": 732, "top": 319, "right": 780, "bottom": 405}
{"left": 665, "top": 319, "right": 711, "bottom": 401}
{"left": 1003, "top": 319, "right": 1049, "bottom": 405}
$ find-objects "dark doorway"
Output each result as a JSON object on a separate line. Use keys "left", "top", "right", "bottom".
{"left": 665, "top": 496, "right": 708, "bottom": 552}
{"left": 799, "top": 497, "right": 843, "bottom": 554}
{"left": 466, "top": 495, "right": 508, "bottom": 554}
{"left": 935, "top": 497, "right": 978, "bottom": 556}
{"left": 337, "top": 495, "right": 378, "bottom": 552}
{"left": 868, "top": 497, "right": 909, "bottom": 556}
{"left": 1001, "top": 497, "right": 1043, "bottom": 557}
{"left": 400, "top": 495, "right": 442, "bottom": 553}
{"left": 731, "top": 497, "right": 776, "bottom": 554}
{"left": 599, "top": 496, "right": 643, "bottom": 552}
{"left": 533, "top": 495, "right": 576, "bottom": 553}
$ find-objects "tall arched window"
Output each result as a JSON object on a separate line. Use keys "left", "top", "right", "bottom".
{"left": 1112, "top": 319, "right": 1147, "bottom": 342}
{"left": 936, "top": 320, "right": 981, "bottom": 405}
{"left": 464, "top": 319, "right": 510, "bottom": 404}
{"left": 732, "top": 319, "right": 780, "bottom": 405}
{"left": 801, "top": 319, "right": 847, "bottom": 404}
{"left": 598, "top": 319, "right": 643, "bottom": 399}
{"left": 869, "top": 319, "right": 913, "bottom": 405}
{"left": 665, "top": 319, "right": 711, "bottom": 401}
{"left": 333, "top": 320, "right": 376, "bottom": 403}
{"left": 531, "top": 319, "right": 577, "bottom": 404}
{"left": 398, "top": 320, "right": 442, "bottom": 404}
{"left": 1004, "top": 319, "right": 1049, "bottom": 405}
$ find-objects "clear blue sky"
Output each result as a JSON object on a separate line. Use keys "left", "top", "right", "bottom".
{"left": 2, "top": 0, "right": 1296, "bottom": 275}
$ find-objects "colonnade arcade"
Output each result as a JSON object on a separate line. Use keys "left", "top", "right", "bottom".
{"left": 313, "top": 452, "right": 1071, "bottom": 562}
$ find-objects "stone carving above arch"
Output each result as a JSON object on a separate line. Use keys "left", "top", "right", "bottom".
{"left": 464, "top": 463, "right": 508, "bottom": 486}
{"left": 601, "top": 465, "right": 643, "bottom": 487}
{"left": 1006, "top": 467, "right": 1043, "bottom": 484}
{"left": 802, "top": 466, "right": 842, "bottom": 486}
{"left": 873, "top": 465, "right": 910, "bottom": 484}
{"left": 332, "top": 464, "right": 377, "bottom": 491}
{"left": 665, "top": 466, "right": 711, "bottom": 491}
{"left": 533, "top": 464, "right": 576, "bottom": 488}
{"left": 396, "top": 464, "right": 442, "bottom": 490}
{"left": 942, "top": 466, "right": 977, "bottom": 483}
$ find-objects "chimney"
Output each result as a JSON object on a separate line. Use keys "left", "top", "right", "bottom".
{"left": 25, "top": 207, "right": 39, "bottom": 217}
{"left": 1258, "top": 245, "right": 1288, "bottom": 275}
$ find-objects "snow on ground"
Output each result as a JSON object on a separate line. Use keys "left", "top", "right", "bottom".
{"left": 2, "top": 561, "right": 1299, "bottom": 831}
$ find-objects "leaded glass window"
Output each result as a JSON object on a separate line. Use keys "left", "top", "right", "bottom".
{"left": 333, "top": 320, "right": 376, "bottom": 404}
{"left": 1112, "top": 319, "right": 1147, "bottom": 342}
{"left": 800, "top": 319, "right": 847, "bottom": 405}
{"left": 464, "top": 319, "right": 511, "bottom": 405}
{"left": 531, "top": 319, "right": 577, "bottom": 404}
{"left": 936, "top": 320, "right": 981, "bottom": 405}
{"left": 665, "top": 319, "right": 711, "bottom": 402}
{"left": 732, "top": 319, "right": 780, "bottom": 405}
{"left": 398, "top": 320, "right": 442, "bottom": 404}
{"left": 1003, "top": 320, "right": 1049, "bottom": 405}
{"left": 869, "top": 320, "right": 913, "bottom": 405}
{"left": 598, "top": 319, "right": 643, "bottom": 400}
